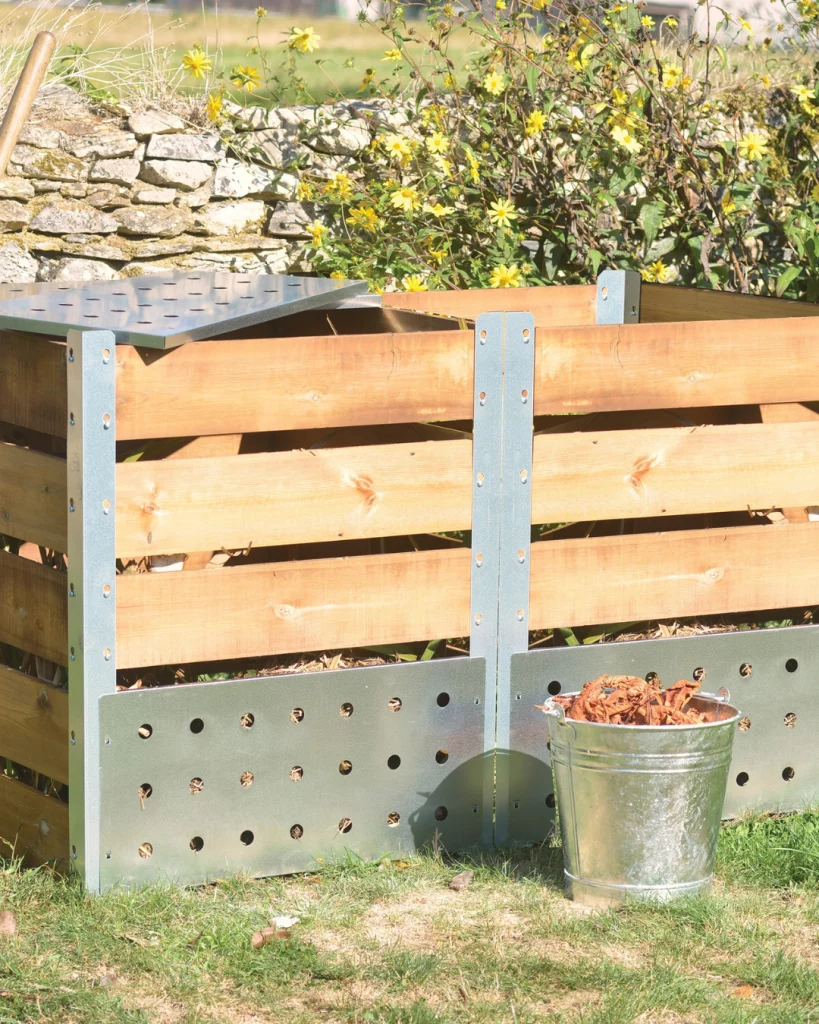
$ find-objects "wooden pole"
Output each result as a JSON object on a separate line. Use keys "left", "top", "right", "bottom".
{"left": 0, "top": 31, "right": 56, "bottom": 178}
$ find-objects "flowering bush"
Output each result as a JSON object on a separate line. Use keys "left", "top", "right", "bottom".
{"left": 188, "top": 0, "right": 819, "bottom": 296}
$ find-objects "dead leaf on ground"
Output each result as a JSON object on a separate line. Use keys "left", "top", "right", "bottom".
{"left": 0, "top": 911, "right": 17, "bottom": 938}
{"left": 123, "top": 933, "right": 159, "bottom": 948}
{"left": 732, "top": 984, "right": 755, "bottom": 999}
{"left": 449, "top": 870, "right": 474, "bottom": 892}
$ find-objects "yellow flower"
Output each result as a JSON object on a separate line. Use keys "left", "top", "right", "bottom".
{"left": 761, "top": 74, "right": 771, "bottom": 87}
{"left": 433, "top": 155, "right": 452, "bottom": 176}
{"left": 664, "top": 15, "right": 678, "bottom": 27}
{"left": 641, "top": 14, "right": 655, "bottom": 28}
{"left": 307, "top": 222, "right": 325, "bottom": 248}
{"left": 428, "top": 246, "right": 447, "bottom": 263}
{"left": 467, "top": 152, "right": 480, "bottom": 183}
{"left": 793, "top": 84, "right": 812, "bottom": 103}
{"left": 424, "top": 202, "right": 455, "bottom": 216}
{"left": 206, "top": 92, "right": 222, "bottom": 122}
{"left": 811, "top": 183, "right": 819, "bottom": 201}
{"left": 612, "top": 87, "right": 628, "bottom": 107}
{"left": 525, "top": 110, "right": 546, "bottom": 137}
{"left": 330, "top": 271, "right": 346, "bottom": 279}
{"left": 358, "top": 68, "right": 376, "bottom": 92}
{"left": 443, "top": 2, "right": 455, "bottom": 14}
{"left": 739, "top": 17, "right": 753, "bottom": 32}
{"left": 641, "top": 260, "right": 678, "bottom": 284}
{"left": 383, "top": 134, "right": 412, "bottom": 161}
{"left": 662, "top": 65, "right": 683, "bottom": 89}
{"left": 231, "top": 65, "right": 262, "bottom": 92}
{"left": 325, "top": 172, "right": 354, "bottom": 202}
{"left": 721, "top": 192, "right": 736, "bottom": 215}
{"left": 426, "top": 131, "right": 449, "bottom": 154}
{"left": 488, "top": 199, "right": 518, "bottom": 228}
{"left": 346, "top": 206, "right": 380, "bottom": 232}
{"left": 256, "top": 6, "right": 267, "bottom": 17}
{"left": 489, "top": 264, "right": 521, "bottom": 288}
{"left": 496, "top": 0, "right": 507, "bottom": 8}
{"left": 297, "top": 180, "right": 315, "bottom": 201}
{"left": 382, "top": 48, "right": 403, "bottom": 61}
{"left": 737, "top": 131, "right": 768, "bottom": 161}
{"left": 289, "top": 26, "right": 320, "bottom": 53}
{"left": 611, "top": 124, "right": 641, "bottom": 154}
{"left": 181, "top": 47, "right": 212, "bottom": 80}
{"left": 402, "top": 274, "right": 428, "bottom": 291}
{"left": 609, "top": 3, "right": 627, "bottom": 10}
{"left": 483, "top": 70, "right": 506, "bottom": 96}
{"left": 444, "top": 73, "right": 457, "bottom": 89}
{"left": 390, "top": 186, "right": 420, "bottom": 213}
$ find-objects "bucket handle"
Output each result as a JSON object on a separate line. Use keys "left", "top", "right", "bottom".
{"left": 536, "top": 698, "right": 566, "bottom": 720}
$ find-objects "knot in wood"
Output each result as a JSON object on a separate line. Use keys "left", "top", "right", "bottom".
{"left": 275, "top": 603, "right": 296, "bottom": 619}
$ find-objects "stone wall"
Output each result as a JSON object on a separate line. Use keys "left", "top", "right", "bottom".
{"left": 0, "top": 83, "right": 389, "bottom": 284}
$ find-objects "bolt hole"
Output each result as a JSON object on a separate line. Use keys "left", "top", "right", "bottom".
{"left": 693, "top": 667, "right": 705, "bottom": 682}
{"left": 338, "top": 817, "right": 353, "bottom": 834}
{"left": 290, "top": 824, "right": 304, "bottom": 840}
{"left": 740, "top": 663, "right": 752, "bottom": 677}
{"left": 102, "top": 348, "right": 110, "bottom": 363}
{"left": 102, "top": 499, "right": 111, "bottom": 514}
{"left": 479, "top": 391, "right": 486, "bottom": 401}
{"left": 518, "top": 549, "right": 525, "bottom": 562}
{"left": 241, "top": 712, "right": 255, "bottom": 728}
{"left": 479, "top": 329, "right": 487, "bottom": 341}
{"left": 190, "top": 836, "right": 204, "bottom": 853}
{"left": 240, "top": 771, "right": 254, "bottom": 787}
{"left": 291, "top": 707, "right": 304, "bottom": 723}
{"left": 546, "top": 793, "right": 556, "bottom": 808}
{"left": 240, "top": 830, "right": 254, "bottom": 846}
{"left": 102, "top": 584, "right": 111, "bottom": 598}
{"left": 784, "top": 712, "right": 797, "bottom": 728}
{"left": 138, "top": 783, "right": 152, "bottom": 801}
{"left": 387, "top": 754, "right": 401, "bottom": 770}
{"left": 190, "top": 777, "right": 204, "bottom": 795}
{"left": 738, "top": 717, "right": 752, "bottom": 732}
{"left": 601, "top": 285, "right": 608, "bottom": 298}
{"left": 339, "top": 760, "right": 353, "bottom": 775}
{"left": 290, "top": 765, "right": 304, "bottom": 781}
{"left": 434, "top": 806, "right": 448, "bottom": 821}
{"left": 547, "top": 680, "right": 561, "bottom": 696}
{"left": 522, "top": 328, "right": 530, "bottom": 339}
{"left": 389, "top": 697, "right": 402, "bottom": 712}
{"left": 786, "top": 658, "right": 799, "bottom": 673}
{"left": 435, "top": 749, "right": 449, "bottom": 764}
{"left": 783, "top": 766, "right": 795, "bottom": 781}
{"left": 474, "top": 613, "right": 482, "bottom": 625}
{"left": 69, "top": 498, "right": 75, "bottom": 512}
{"left": 437, "top": 692, "right": 450, "bottom": 707}
{"left": 138, "top": 842, "right": 153, "bottom": 859}
{"left": 736, "top": 772, "right": 750, "bottom": 787}
{"left": 190, "top": 718, "right": 204, "bottom": 734}
{"left": 521, "top": 388, "right": 529, "bottom": 400}
{"left": 475, "top": 553, "right": 483, "bottom": 567}
{"left": 476, "top": 472, "right": 484, "bottom": 486}
{"left": 387, "top": 812, "right": 400, "bottom": 827}
{"left": 103, "top": 648, "right": 111, "bottom": 661}
{"left": 102, "top": 413, "right": 111, "bottom": 429}
{"left": 138, "top": 724, "right": 152, "bottom": 739}
{"left": 519, "top": 469, "right": 528, "bottom": 483}
{"left": 340, "top": 702, "right": 354, "bottom": 718}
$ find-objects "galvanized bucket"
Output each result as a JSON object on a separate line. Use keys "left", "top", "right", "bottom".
{"left": 542, "top": 690, "right": 741, "bottom": 908}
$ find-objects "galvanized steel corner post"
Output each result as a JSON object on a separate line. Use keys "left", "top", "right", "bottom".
{"left": 471, "top": 312, "right": 535, "bottom": 847}
{"left": 67, "top": 330, "right": 117, "bottom": 892}
{"left": 596, "top": 269, "right": 642, "bottom": 326}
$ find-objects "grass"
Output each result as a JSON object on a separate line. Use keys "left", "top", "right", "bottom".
{"left": 2, "top": 814, "right": 819, "bottom": 1021}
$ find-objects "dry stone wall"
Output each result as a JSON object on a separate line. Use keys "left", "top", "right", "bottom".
{"left": 0, "top": 83, "right": 391, "bottom": 283}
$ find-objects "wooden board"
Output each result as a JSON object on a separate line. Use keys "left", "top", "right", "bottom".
{"left": 641, "top": 283, "right": 819, "bottom": 323}
{"left": 0, "top": 550, "right": 67, "bottom": 664}
{"left": 116, "top": 547, "right": 471, "bottom": 668}
{"left": 758, "top": 403, "right": 819, "bottom": 523}
{"left": 0, "top": 666, "right": 68, "bottom": 783}
{"left": 530, "top": 523, "right": 819, "bottom": 628}
{"left": 535, "top": 319, "right": 819, "bottom": 414}
{"left": 0, "top": 332, "right": 66, "bottom": 437}
{"left": 115, "top": 440, "right": 473, "bottom": 557}
{"left": 531, "top": 421, "right": 819, "bottom": 523}
{"left": 0, "top": 443, "right": 66, "bottom": 551}
{"left": 0, "top": 775, "right": 67, "bottom": 867}
{"left": 382, "top": 285, "right": 597, "bottom": 327}
{"left": 115, "top": 330, "right": 473, "bottom": 440}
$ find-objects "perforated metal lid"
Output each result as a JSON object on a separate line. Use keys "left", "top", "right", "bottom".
{"left": 0, "top": 271, "right": 369, "bottom": 348}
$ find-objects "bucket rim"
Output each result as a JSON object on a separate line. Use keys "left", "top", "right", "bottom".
{"left": 542, "top": 690, "right": 742, "bottom": 730}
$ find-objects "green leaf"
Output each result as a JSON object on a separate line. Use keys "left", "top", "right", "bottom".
{"left": 645, "top": 236, "right": 677, "bottom": 262}
{"left": 588, "top": 249, "right": 603, "bottom": 275}
{"left": 638, "top": 202, "right": 665, "bottom": 248}
{"left": 524, "top": 64, "right": 538, "bottom": 99}
{"left": 557, "top": 627, "right": 580, "bottom": 647}
{"left": 420, "top": 638, "right": 444, "bottom": 661}
{"left": 776, "top": 266, "right": 802, "bottom": 297}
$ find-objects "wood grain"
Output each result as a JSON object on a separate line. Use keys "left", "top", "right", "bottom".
{"left": 0, "top": 666, "right": 67, "bottom": 783}
{"left": 530, "top": 523, "right": 819, "bottom": 628}
{"left": 0, "top": 550, "right": 67, "bottom": 664}
{"left": 0, "top": 443, "right": 66, "bottom": 551}
{"left": 382, "top": 285, "right": 597, "bottom": 327}
{"left": 115, "top": 330, "right": 473, "bottom": 440}
{"left": 116, "top": 547, "right": 471, "bottom": 668}
{"left": 0, "top": 331, "right": 65, "bottom": 436}
{"left": 115, "top": 440, "right": 473, "bottom": 557}
{"left": 0, "top": 775, "right": 67, "bottom": 867}
{"left": 641, "top": 283, "right": 819, "bottom": 322}
{"left": 535, "top": 319, "right": 819, "bottom": 414}
{"left": 758, "top": 402, "right": 819, "bottom": 523}
{"left": 532, "top": 421, "right": 819, "bottom": 523}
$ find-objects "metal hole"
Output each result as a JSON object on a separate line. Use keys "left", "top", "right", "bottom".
{"left": 290, "top": 824, "right": 303, "bottom": 839}
{"left": 547, "top": 680, "right": 561, "bottom": 696}
{"left": 645, "top": 671, "right": 660, "bottom": 685}
{"left": 601, "top": 285, "right": 608, "bottom": 298}
{"left": 389, "top": 697, "right": 402, "bottom": 712}
{"left": 521, "top": 389, "right": 529, "bottom": 401}
{"left": 241, "top": 712, "right": 255, "bottom": 728}
{"left": 434, "top": 806, "right": 448, "bottom": 821}
{"left": 783, "top": 766, "right": 795, "bottom": 782}
{"left": 736, "top": 771, "right": 749, "bottom": 787}
{"left": 693, "top": 667, "right": 705, "bottom": 682}
{"left": 738, "top": 717, "right": 751, "bottom": 732}
{"left": 786, "top": 658, "right": 799, "bottom": 673}
{"left": 387, "top": 812, "right": 400, "bottom": 827}
{"left": 387, "top": 754, "right": 401, "bottom": 770}
{"left": 69, "top": 498, "right": 75, "bottom": 512}
{"left": 190, "top": 836, "right": 204, "bottom": 853}
{"left": 138, "top": 842, "right": 153, "bottom": 859}
{"left": 546, "top": 793, "right": 555, "bottom": 808}
{"left": 339, "top": 702, "right": 354, "bottom": 718}
{"left": 189, "top": 777, "right": 204, "bottom": 795}
{"left": 518, "top": 549, "right": 526, "bottom": 562}
{"left": 435, "top": 749, "right": 449, "bottom": 765}
{"left": 138, "top": 783, "right": 152, "bottom": 801}
{"left": 476, "top": 472, "right": 484, "bottom": 487}
{"left": 138, "top": 724, "right": 152, "bottom": 739}
{"left": 240, "top": 771, "right": 254, "bottom": 787}
{"left": 519, "top": 469, "right": 528, "bottom": 483}
{"left": 338, "top": 817, "right": 353, "bottom": 833}
{"left": 290, "top": 765, "right": 304, "bottom": 781}
{"left": 102, "top": 499, "right": 111, "bottom": 514}
{"left": 474, "top": 613, "right": 482, "bottom": 625}
{"left": 102, "top": 348, "right": 111, "bottom": 363}
{"left": 522, "top": 328, "right": 530, "bottom": 340}
{"left": 437, "top": 692, "right": 450, "bottom": 707}
{"left": 102, "top": 413, "right": 111, "bottom": 429}
{"left": 784, "top": 712, "right": 797, "bottom": 728}
{"left": 102, "top": 584, "right": 111, "bottom": 598}
{"left": 339, "top": 760, "right": 353, "bottom": 775}
{"left": 240, "top": 830, "right": 254, "bottom": 846}
{"left": 103, "top": 649, "right": 112, "bottom": 662}
{"left": 291, "top": 708, "right": 304, "bottom": 723}
{"left": 739, "top": 663, "right": 752, "bottom": 677}
{"left": 190, "top": 718, "right": 204, "bottom": 734}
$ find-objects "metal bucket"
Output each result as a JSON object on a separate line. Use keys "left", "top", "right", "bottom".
{"left": 542, "top": 691, "right": 741, "bottom": 908}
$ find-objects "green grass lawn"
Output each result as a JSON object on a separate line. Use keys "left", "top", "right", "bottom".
{"left": 1, "top": 813, "right": 819, "bottom": 1022}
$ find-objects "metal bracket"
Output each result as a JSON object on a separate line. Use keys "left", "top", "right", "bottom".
{"left": 67, "top": 329, "right": 117, "bottom": 893}
{"left": 596, "top": 269, "right": 641, "bottom": 325}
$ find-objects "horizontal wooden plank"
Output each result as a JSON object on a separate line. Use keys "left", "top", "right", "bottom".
{"left": 0, "top": 667, "right": 67, "bottom": 783}
{"left": 0, "top": 331, "right": 66, "bottom": 437}
{"left": 641, "top": 283, "right": 819, "bottom": 323}
{"left": 530, "top": 522, "right": 819, "bottom": 629}
{"left": 116, "top": 548, "right": 471, "bottom": 668}
{"left": 115, "top": 440, "right": 473, "bottom": 557}
{"left": 115, "top": 330, "right": 473, "bottom": 440}
{"left": 0, "top": 550, "right": 67, "bottom": 664}
{"left": 382, "top": 285, "right": 597, "bottom": 327}
{"left": 535, "top": 319, "right": 819, "bottom": 414}
{"left": 0, "top": 775, "right": 67, "bottom": 868}
{"left": 0, "top": 443, "right": 66, "bottom": 551}
{"left": 532, "top": 421, "right": 819, "bottom": 523}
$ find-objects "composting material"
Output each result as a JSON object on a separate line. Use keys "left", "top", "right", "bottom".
{"left": 543, "top": 674, "right": 711, "bottom": 725}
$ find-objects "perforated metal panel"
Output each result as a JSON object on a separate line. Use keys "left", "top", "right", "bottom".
{"left": 0, "top": 271, "right": 368, "bottom": 348}
{"left": 99, "top": 658, "right": 485, "bottom": 888}
{"left": 507, "top": 625, "right": 819, "bottom": 844}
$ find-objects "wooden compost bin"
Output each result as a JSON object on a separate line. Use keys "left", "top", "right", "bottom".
{"left": 3, "top": 277, "right": 819, "bottom": 870}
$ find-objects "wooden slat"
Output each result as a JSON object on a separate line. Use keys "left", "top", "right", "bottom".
{"left": 382, "top": 285, "right": 597, "bottom": 327}
{"left": 641, "top": 283, "right": 819, "bottom": 323}
{"left": 0, "top": 550, "right": 67, "bottom": 664}
{"left": 531, "top": 421, "right": 819, "bottom": 523}
{"left": 0, "top": 331, "right": 66, "bottom": 436}
{"left": 0, "top": 443, "right": 66, "bottom": 550}
{"left": 116, "top": 440, "right": 473, "bottom": 557}
{"left": 535, "top": 319, "right": 819, "bottom": 415}
{"left": 758, "top": 403, "right": 819, "bottom": 523}
{"left": 115, "top": 330, "right": 473, "bottom": 440}
{"left": 116, "top": 548, "right": 471, "bottom": 669}
{"left": 530, "top": 522, "right": 819, "bottom": 628}
{"left": 0, "top": 666, "right": 67, "bottom": 783}
{"left": 0, "top": 775, "right": 67, "bottom": 867}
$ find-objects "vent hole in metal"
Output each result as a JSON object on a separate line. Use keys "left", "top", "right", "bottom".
{"left": 546, "top": 793, "right": 556, "bottom": 809}
{"left": 740, "top": 663, "right": 752, "bottom": 677}
{"left": 290, "top": 824, "right": 303, "bottom": 840}
{"left": 290, "top": 766, "right": 304, "bottom": 781}
{"left": 190, "top": 718, "right": 204, "bottom": 734}
{"left": 241, "top": 713, "right": 255, "bottom": 728}
{"left": 736, "top": 772, "right": 750, "bottom": 787}
{"left": 338, "top": 817, "right": 353, "bottom": 834}
{"left": 387, "top": 754, "right": 401, "bottom": 770}
{"left": 240, "top": 771, "right": 254, "bottom": 787}
{"left": 693, "top": 667, "right": 705, "bottom": 682}
{"left": 389, "top": 697, "right": 402, "bottom": 712}
{"left": 339, "top": 760, "right": 353, "bottom": 775}
{"left": 783, "top": 766, "right": 795, "bottom": 782}
{"left": 786, "top": 658, "right": 799, "bottom": 673}
{"left": 387, "top": 812, "right": 400, "bottom": 827}
{"left": 340, "top": 702, "right": 354, "bottom": 717}
{"left": 738, "top": 717, "right": 751, "bottom": 732}
{"left": 139, "top": 842, "right": 153, "bottom": 859}
{"left": 190, "top": 836, "right": 204, "bottom": 853}
{"left": 436, "top": 692, "right": 450, "bottom": 707}
{"left": 435, "top": 749, "right": 449, "bottom": 765}
{"left": 784, "top": 712, "right": 797, "bottom": 728}
{"left": 434, "top": 806, "right": 448, "bottom": 821}
{"left": 240, "top": 830, "right": 254, "bottom": 846}
{"left": 190, "top": 777, "right": 204, "bottom": 795}
{"left": 547, "top": 681, "right": 561, "bottom": 696}
{"left": 138, "top": 724, "right": 152, "bottom": 739}
{"left": 138, "top": 783, "right": 152, "bottom": 802}
{"left": 291, "top": 708, "right": 304, "bottom": 723}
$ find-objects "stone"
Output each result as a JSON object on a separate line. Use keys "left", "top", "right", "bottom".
{"left": 192, "top": 200, "right": 266, "bottom": 237}
{"left": 307, "top": 119, "right": 370, "bottom": 156}
{"left": 260, "top": 247, "right": 291, "bottom": 274}
{"left": 0, "top": 179, "right": 35, "bottom": 199}
{"left": 174, "top": 184, "right": 212, "bottom": 209}
{"left": 128, "top": 238, "right": 195, "bottom": 258}
{"left": 61, "top": 184, "right": 88, "bottom": 199}
{"left": 212, "top": 159, "right": 297, "bottom": 199}
{"left": 120, "top": 261, "right": 177, "bottom": 277}
{"left": 38, "top": 257, "right": 119, "bottom": 282}
{"left": 30, "top": 201, "right": 118, "bottom": 235}
{"left": 32, "top": 181, "right": 63, "bottom": 193}
{"left": 0, "top": 200, "right": 31, "bottom": 232}
{"left": 66, "top": 133, "right": 139, "bottom": 159}
{"left": 113, "top": 205, "right": 191, "bottom": 237}
{"left": 244, "top": 128, "right": 301, "bottom": 169}
{"left": 145, "top": 134, "right": 221, "bottom": 162}
{"left": 89, "top": 158, "right": 141, "bottom": 186}
{"left": 128, "top": 109, "right": 185, "bottom": 138}
{"left": 28, "top": 236, "right": 129, "bottom": 261}
{"left": 132, "top": 187, "right": 177, "bottom": 204}
{"left": 191, "top": 234, "right": 287, "bottom": 253}
{"left": 17, "top": 125, "right": 65, "bottom": 150}
{"left": 29, "top": 83, "right": 97, "bottom": 121}
{"left": 86, "top": 186, "right": 132, "bottom": 209}
{"left": 0, "top": 241, "right": 37, "bottom": 283}
{"left": 266, "top": 201, "right": 317, "bottom": 238}
{"left": 10, "top": 146, "right": 86, "bottom": 182}
{"left": 140, "top": 159, "right": 213, "bottom": 192}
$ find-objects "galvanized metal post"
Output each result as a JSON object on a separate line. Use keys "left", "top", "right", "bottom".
{"left": 67, "top": 330, "right": 117, "bottom": 892}
{"left": 596, "top": 269, "right": 642, "bottom": 325}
